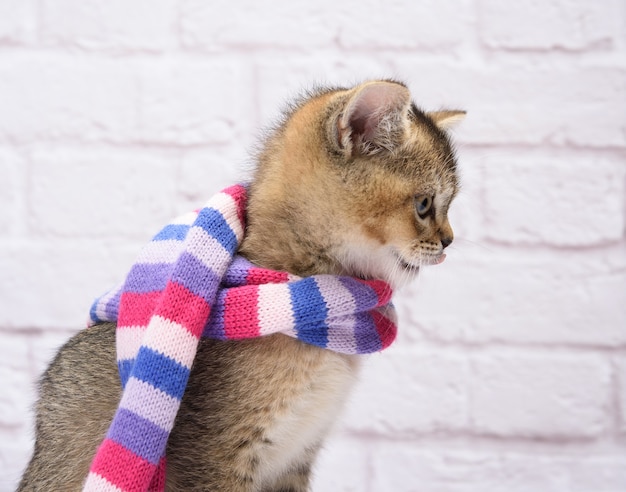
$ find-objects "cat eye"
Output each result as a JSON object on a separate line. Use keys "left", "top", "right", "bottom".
{"left": 415, "top": 195, "right": 433, "bottom": 218}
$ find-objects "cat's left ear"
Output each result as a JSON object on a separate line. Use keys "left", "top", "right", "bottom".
{"left": 428, "top": 110, "right": 467, "bottom": 130}
{"left": 337, "top": 81, "right": 411, "bottom": 157}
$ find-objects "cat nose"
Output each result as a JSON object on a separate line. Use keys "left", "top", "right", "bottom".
{"left": 441, "top": 236, "right": 453, "bottom": 249}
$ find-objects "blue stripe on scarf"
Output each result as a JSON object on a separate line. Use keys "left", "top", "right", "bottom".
{"left": 131, "top": 347, "right": 190, "bottom": 400}
{"left": 194, "top": 207, "right": 239, "bottom": 254}
{"left": 107, "top": 408, "right": 169, "bottom": 465}
{"left": 118, "top": 359, "right": 133, "bottom": 388}
{"left": 89, "top": 302, "right": 101, "bottom": 324}
{"left": 153, "top": 224, "right": 190, "bottom": 241}
{"left": 288, "top": 277, "right": 328, "bottom": 347}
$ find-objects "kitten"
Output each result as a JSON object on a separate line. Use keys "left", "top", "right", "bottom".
{"left": 18, "top": 80, "right": 463, "bottom": 491}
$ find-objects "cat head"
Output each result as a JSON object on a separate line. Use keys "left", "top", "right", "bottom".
{"left": 242, "top": 80, "right": 464, "bottom": 289}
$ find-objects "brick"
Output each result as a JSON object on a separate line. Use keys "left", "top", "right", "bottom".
{"left": 469, "top": 352, "right": 610, "bottom": 438}
{"left": 565, "top": 454, "right": 626, "bottom": 492}
{"left": 29, "top": 329, "right": 80, "bottom": 379}
{"left": 479, "top": 0, "right": 623, "bottom": 51}
{"left": 370, "top": 445, "right": 626, "bottom": 492}
{"left": 0, "top": 240, "right": 139, "bottom": 329}
{"left": 310, "top": 437, "right": 368, "bottom": 492}
{"left": 341, "top": 349, "right": 468, "bottom": 435}
{"left": 445, "top": 148, "right": 486, "bottom": 244}
{"left": 136, "top": 60, "right": 248, "bottom": 145}
{"left": 0, "top": 427, "right": 33, "bottom": 492}
{"left": 617, "top": 357, "right": 626, "bottom": 435}
{"left": 28, "top": 147, "right": 177, "bottom": 239}
{"left": 256, "top": 57, "right": 391, "bottom": 127}
{"left": 336, "top": 0, "right": 472, "bottom": 49}
{"left": 41, "top": 0, "right": 178, "bottom": 52}
{"left": 0, "top": 55, "right": 138, "bottom": 144}
{"left": 182, "top": 0, "right": 472, "bottom": 52}
{"left": 176, "top": 148, "right": 249, "bottom": 212}
{"left": 401, "top": 248, "right": 626, "bottom": 347}
{"left": 0, "top": 332, "right": 34, "bottom": 429}
{"left": 0, "top": 0, "right": 37, "bottom": 45}
{"left": 392, "top": 61, "right": 626, "bottom": 147}
{"left": 482, "top": 152, "right": 625, "bottom": 246}
{"left": 0, "top": 56, "right": 246, "bottom": 146}
{"left": 371, "top": 447, "right": 550, "bottom": 492}
{"left": 181, "top": 0, "right": 338, "bottom": 50}
{"left": 0, "top": 149, "right": 25, "bottom": 236}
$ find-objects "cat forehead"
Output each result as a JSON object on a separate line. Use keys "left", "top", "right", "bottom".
{"left": 413, "top": 169, "right": 459, "bottom": 202}
{"left": 403, "top": 146, "right": 460, "bottom": 201}
{"left": 402, "top": 123, "right": 459, "bottom": 182}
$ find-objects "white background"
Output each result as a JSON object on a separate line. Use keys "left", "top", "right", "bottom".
{"left": 0, "top": 1, "right": 625, "bottom": 490}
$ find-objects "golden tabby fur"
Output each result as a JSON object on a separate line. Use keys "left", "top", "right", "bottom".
{"left": 18, "top": 80, "right": 463, "bottom": 491}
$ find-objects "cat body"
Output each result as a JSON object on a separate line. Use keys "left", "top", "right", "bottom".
{"left": 21, "top": 325, "right": 356, "bottom": 491}
{"left": 18, "top": 80, "right": 463, "bottom": 491}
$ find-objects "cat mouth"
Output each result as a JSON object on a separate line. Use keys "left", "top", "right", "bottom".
{"left": 396, "top": 253, "right": 446, "bottom": 272}
{"left": 398, "top": 258, "right": 421, "bottom": 273}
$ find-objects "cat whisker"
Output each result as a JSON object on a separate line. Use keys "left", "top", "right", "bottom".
{"left": 449, "top": 237, "right": 497, "bottom": 256}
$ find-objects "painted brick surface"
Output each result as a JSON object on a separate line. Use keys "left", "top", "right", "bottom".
{"left": 396, "top": 62, "right": 626, "bottom": 147}
{"left": 0, "top": 1, "right": 624, "bottom": 491}
{"left": 469, "top": 351, "right": 611, "bottom": 438}
{"left": 0, "top": 149, "right": 23, "bottom": 235}
{"left": 0, "top": 0, "right": 37, "bottom": 45}
{"left": 0, "top": 56, "right": 139, "bottom": 143}
{"left": 40, "top": 0, "right": 179, "bottom": 52}
{"left": 28, "top": 147, "right": 178, "bottom": 238}
{"left": 369, "top": 446, "right": 626, "bottom": 492}
{"left": 402, "top": 249, "right": 626, "bottom": 347}
{"left": 478, "top": 0, "right": 624, "bottom": 51}
{"left": 181, "top": 0, "right": 339, "bottom": 50}
{"left": 482, "top": 152, "right": 625, "bottom": 246}
{"left": 617, "top": 356, "right": 626, "bottom": 435}
{"left": 343, "top": 349, "right": 469, "bottom": 435}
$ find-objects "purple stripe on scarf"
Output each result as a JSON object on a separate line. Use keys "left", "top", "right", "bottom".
{"left": 107, "top": 408, "right": 169, "bottom": 465}
{"left": 202, "top": 290, "right": 227, "bottom": 339}
{"left": 353, "top": 311, "right": 381, "bottom": 353}
{"left": 170, "top": 252, "right": 221, "bottom": 303}
{"left": 124, "top": 263, "right": 173, "bottom": 293}
{"left": 338, "top": 277, "right": 377, "bottom": 312}
{"left": 221, "top": 256, "right": 254, "bottom": 287}
{"left": 104, "top": 290, "right": 121, "bottom": 320}
{"left": 338, "top": 278, "right": 381, "bottom": 353}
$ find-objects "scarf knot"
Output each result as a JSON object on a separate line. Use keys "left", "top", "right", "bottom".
{"left": 83, "top": 184, "right": 397, "bottom": 492}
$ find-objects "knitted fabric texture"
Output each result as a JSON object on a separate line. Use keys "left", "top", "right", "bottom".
{"left": 83, "top": 184, "right": 397, "bottom": 492}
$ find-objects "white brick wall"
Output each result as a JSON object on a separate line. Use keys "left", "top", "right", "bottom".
{"left": 0, "top": 1, "right": 624, "bottom": 491}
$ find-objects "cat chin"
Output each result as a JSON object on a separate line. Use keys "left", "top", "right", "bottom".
{"left": 430, "top": 254, "right": 447, "bottom": 266}
{"left": 336, "top": 245, "right": 420, "bottom": 289}
{"left": 400, "top": 253, "right": 447, "bottom": 268}
{"left": 388, "top": 251, "right": 447, "bottom": 288}
{"left": 337, "top": 241, "right": 447, "bottom": 290}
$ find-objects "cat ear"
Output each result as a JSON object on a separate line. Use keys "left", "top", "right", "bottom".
{"left": 338, "top": 81, "right": 411, "bottom": 156}
{"left": 428, "top": 110, "right": 466, "bottom": 130}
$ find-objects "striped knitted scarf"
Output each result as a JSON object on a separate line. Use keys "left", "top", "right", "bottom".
{"left": 82, "top": 184, "right": 397, "bottom": 492}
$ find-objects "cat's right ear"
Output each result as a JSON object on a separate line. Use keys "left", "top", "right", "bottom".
{"left": 428, "top": 110, "right": 467, "bottom": 130}
{"left": 336, "top": 81, "right": 411, "bottom": 157}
